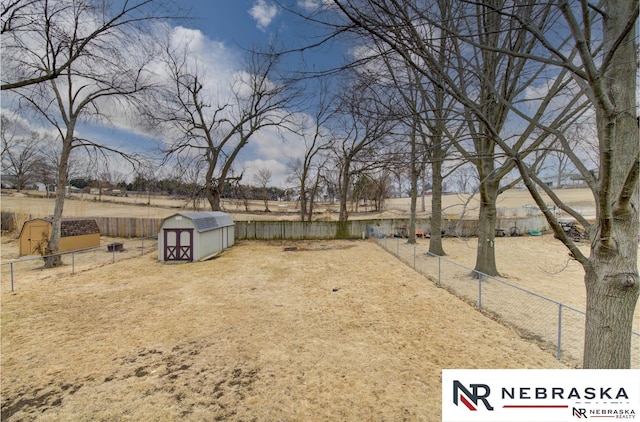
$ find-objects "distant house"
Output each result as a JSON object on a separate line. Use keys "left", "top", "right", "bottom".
{"left": 157, "top": 212, "right": 235, "bottom": 262}
{"left": 1, "top": 174, "right": 16, "bottom": 189}
{"left": 19, "top": 218, "right": 101, "bottom": 256}
{"left": 541, "top": 173, "right": 591, "bottom": 188}
{"left": 65, "top": 185, "right": 83, "bottom": 195}
{"left": 33, "top": 182, "right": 57, "bottom": 193}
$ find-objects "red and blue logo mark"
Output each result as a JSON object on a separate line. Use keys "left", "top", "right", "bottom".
{"left": 453, "top": 380, "right": 494, "bottom": 411}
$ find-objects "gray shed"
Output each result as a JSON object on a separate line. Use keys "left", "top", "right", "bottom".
{"left": 158, "top": 211, "right": 235, "bottom": 262}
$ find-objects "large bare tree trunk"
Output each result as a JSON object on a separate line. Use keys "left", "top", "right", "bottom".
{"left": 582, "top": 0, "right": 639, "bottom": 367}
{"left": 207, "top": 189, "right": 223, "bottom": 211}
{"left": 428, "top": 155, "right": 446, "bottom": 256}
{"left": 408, "top": 177, "right": 418, "bottom": 244}
{"left": 44, "top": 130, "right": 74, "bottom": 268}
{"left": 338, "top": 158, "right": 352, "bottom": 222}
{"left": 205, "top": 174, "right": 224, "bottom": 211}
{"left": 299, "top": 183, "right": 307, "bottom": 222}
{"left": 474, "top": 179, "right": 499, "bottom": 277}
{"left": 584, "top": 257, "right": 638, "bottom": 368}
{"left": 407, "top": 123, "right": 419, "bottom": 245}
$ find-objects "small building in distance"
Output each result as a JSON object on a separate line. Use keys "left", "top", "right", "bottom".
{"left": 19, "top": 218, "right": 101, "bottom": 256}
{"left": 157, "top": 211, "right": 235, "bottom": 263}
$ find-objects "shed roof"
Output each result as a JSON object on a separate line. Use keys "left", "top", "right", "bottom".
{"left": 20, "top": 218, "right": 100, "bottom": 237}
{"left": 165, "top": 212, "right": 234, "bottom": 233}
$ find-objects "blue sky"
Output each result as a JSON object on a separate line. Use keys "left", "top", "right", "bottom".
{"left": 129, "top": 0, "right": 341, "bottom": 188}
{"left": 176, "top": 0, "right": 342, "bottom": 77}
{"left": 164, "top": 0, "right": 340, "bottom": 188}
{"left": 180, "top": 1, "right": 275, "bottom": 47}
{"left": 1, "top": 0, "right": 342, "bottom": 188}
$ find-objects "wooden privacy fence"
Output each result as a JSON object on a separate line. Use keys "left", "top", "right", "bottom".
{"left": 1, "top": 212, "right": 163, "bottom": 238}
{"left": 95, "top": 216, "right": 163, "bottom": 237}
{"left": 1, "top": 211, "right": 549, "bottom": 240}
{"left": 234, "top": 215, "right": 549, "bottom": 240}
{"left": 236, "top": 220, "right": 364, "bottom": 240}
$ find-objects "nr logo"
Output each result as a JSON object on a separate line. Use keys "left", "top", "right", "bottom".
{"left": 453, "top": 380, "right": 494, "bottom": 411}
{"left": 573, "top": 407, "right": 587, "bottom": 418}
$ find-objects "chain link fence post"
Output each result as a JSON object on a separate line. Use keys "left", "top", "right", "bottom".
{"left": 413, "top": 244, "right": 416, "bottom": 269}
{"left": 557, "top": 303, "right": 563, "bottom": 361}
{"left": 477, "top": 272, "right": 483, "bottom": 310}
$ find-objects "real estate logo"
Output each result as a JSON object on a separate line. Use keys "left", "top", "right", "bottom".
{"left": 453, "top": 380, "right": 494, "bottom": 411}
{"left": 442, "top": 369, "right": 640, "bottom": 422}
{"left": 572, "top": 407, "right": 587, "bottom": 418}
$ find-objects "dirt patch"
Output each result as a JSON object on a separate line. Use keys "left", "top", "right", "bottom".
{"left": 283, "top": 243, "right": 357, "bottom": 252}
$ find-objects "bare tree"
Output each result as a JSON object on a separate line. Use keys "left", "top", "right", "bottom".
{"left": 253, "top": 168, "right": 273, "bottom": 212}
{"left": 30, "top": 155, "right": 56, "bottom": 196}
{"left": 545, "top": 121, "right": 599, "bottom": 188}
{"left": 332, "top": 70, "right": 398, "bottom": 224}
{"left": 0, "top": 115, "right": 44, "bottom": 191}
{"left": 331, "top": 0, "right": 589, "bottom": 277}
{"left": 4, "top": 0, "right": 159, "bottom": 267}
{"left": 288, "top": 154, "right": 330, "bottom": 220}
{"left": 328, "top": 0, "right": 638, "bottom": 368}
{"left": 451, "top": 165, "right": 478, "bottom": 195}
{"left": 503, "top": 0, "right": 639, "bottom": 368}
{"left": 133, "top": 159, "right": 160, "bottom": 205}
{"left": 174, "top": 156, "right": 206, "bottom": 211}
{"left": 368, "top": 168, "right": 393, "bottom": 211}
{"left": 1, "top": 0, "right": 175, "bottom": 90}
{"left": 287, "top": 81, "right": 335, "bottom": 221}
{"left": 374, "top": 33, "right": 461, "bottom": 251}
{"left": 154, "top": 42, "right": 299, "bottom": 211}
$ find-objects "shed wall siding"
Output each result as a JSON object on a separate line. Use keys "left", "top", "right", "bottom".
{"left": 196, "top": 229, "right": 219, "bottom": 261}
{"left": 60, "top": 233, "right": 101, "bottom": 252}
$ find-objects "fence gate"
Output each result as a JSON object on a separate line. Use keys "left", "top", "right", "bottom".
{"left": 163, "top": 228, "right": 193, "bottom": 261}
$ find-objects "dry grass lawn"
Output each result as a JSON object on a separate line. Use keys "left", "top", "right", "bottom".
{"left": 1, "top": 188, "right": 637, "bottom": 421}
{"left": 1, "top": 239, "right": 568, "bottom": 421}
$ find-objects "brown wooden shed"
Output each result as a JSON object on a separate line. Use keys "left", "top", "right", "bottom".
{"left": 18, "top": 218, "right": 101, "bottom": 256}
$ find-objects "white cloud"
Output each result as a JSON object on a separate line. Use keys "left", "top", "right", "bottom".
{"left": 297, "top": 0, "right": 320, "bottom": 11}
{"left": 248, "top": 0, "right": 279, "bottom": 31}
{"left": 243, "top": 158, "right": 289, "bottom": 188}
{"left": 297, "top": 0, "right": 338, "bottom": 11}
{"left": 169, "top": 26, "right": 238, "bottom": 87}
{"left": 0, "top": 107, "right": 59, "bottom": 140}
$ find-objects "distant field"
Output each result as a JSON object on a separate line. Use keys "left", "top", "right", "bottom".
{"left": 1, "top": 187, "right": 596, "bottom": 222}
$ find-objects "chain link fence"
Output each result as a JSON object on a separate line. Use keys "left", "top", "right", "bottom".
{"left": 372, "top": 229, "right": 640, "bottom": 369}
{"left": 1, "top": 236, "right": 158, "bottom": 292}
